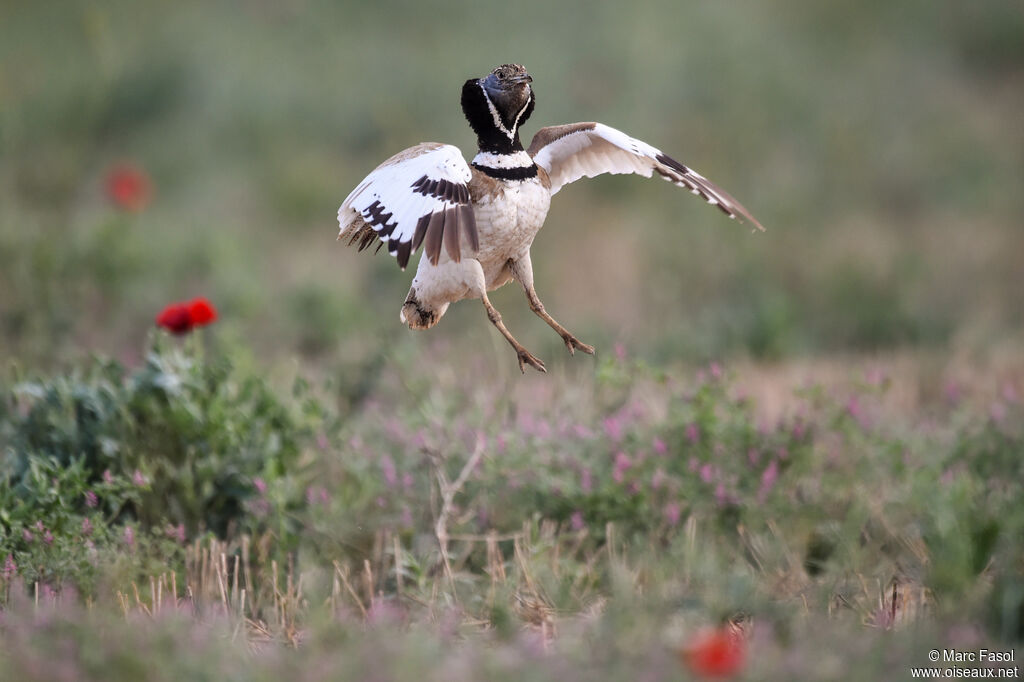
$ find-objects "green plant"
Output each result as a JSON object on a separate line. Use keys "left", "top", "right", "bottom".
{"left": 2, "top": 337, "right": 322, "bottom": 555}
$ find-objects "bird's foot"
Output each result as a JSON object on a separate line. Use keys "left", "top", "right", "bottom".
{"left": 515, "top": 347, "right": 547, "bottom": 374}
{"left": 561, "top": 333, "right": 595, "bottom": 356}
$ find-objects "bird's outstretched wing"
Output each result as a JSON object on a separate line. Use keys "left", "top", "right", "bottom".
{"left": 338, "top": 143, "right": 479, "bottom": 269}
{"left": 528, "top": 122, "right": 764, "bottom": 231}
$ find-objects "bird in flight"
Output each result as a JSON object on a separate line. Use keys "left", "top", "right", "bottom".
{"left": 338, "top": 64, "right": 763, "bottom": 373}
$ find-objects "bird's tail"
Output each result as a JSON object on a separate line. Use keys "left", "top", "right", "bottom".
{"left": 399, "top": 286, "right": 448, "bottom": 330}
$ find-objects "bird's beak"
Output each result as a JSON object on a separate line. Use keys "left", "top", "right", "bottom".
{"left": 512, "top": 74, "right": 533, "bottom": 85}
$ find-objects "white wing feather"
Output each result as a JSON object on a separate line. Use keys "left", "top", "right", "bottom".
{"left": 337, "top": 143, "right": 478, "bottom": 269}
{"left": 528, "top": 122, "right": 764, "bottom": 230}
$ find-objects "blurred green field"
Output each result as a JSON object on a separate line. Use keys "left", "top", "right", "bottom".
{"left": 2, "top": 0, "right": 1022, "bottom": 368}
{"left": 1, "top": 0, "right": 1024, "bottom": 679}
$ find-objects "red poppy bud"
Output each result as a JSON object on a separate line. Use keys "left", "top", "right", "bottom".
{"left": 105, "top": 163, "right": 152, "bottom": 212}
{"left": 156, "top": 303, "right": 193, "bottom": 334}
{"left": 186, "top": 297, "right": 218, "bottom": 326}
{"left": 680, "top": 627, "right": 746, "bottom": 678}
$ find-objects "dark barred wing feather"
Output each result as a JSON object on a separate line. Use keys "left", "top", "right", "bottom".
{"left": 338, "top": 143, "right": 478, "bottom": 269}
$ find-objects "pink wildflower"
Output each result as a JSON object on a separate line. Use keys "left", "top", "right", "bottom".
{"left": 603, "top": 415, "right": 624, "bottom": 442}
{"left": 653, "top": 436, "right": 668, "bottom": 455}
{"left": 380, "top": 455, "right": 398, "bottom": 488}
{"left": 651, "top": 467, "right": 667, "bottom": 490}
{"left": 132, "top": 469, "right": 147, "bottom": 487}
{"left": 253, "top": 477, "right": 268, "bottom": 495}
{"left": 580, "top": 468, "right": 593, "bottom": 493}
{"left": 81, "top": 518, "right": 93, "bottom": 536}
{"left": 686, "top": 423, "right": 700, "bottom": 444}
{"left": 570, "top": 510, "right": 585, "bottom": 531}
{"left": 123, "top": 526, "right": 135, "bottom": 547}
{"left": 306, "top": 485, "right": 330, "bottom": 506}
{"left": 944, "top": 381, "right": 962, "bottom": 405}
{"left": 758, "top": 459, "right": 779, "bottom": 502}
{"left": 84, "top": 490, "right": 98, "bottom": 508}
{"left": 2, "top": 555, "right": 16, "bottom": 580}
{"left": 612, "top": 452, "right": 632, "bottom": 483}
{"left": 166, "top": 523, "right": 186, "bottom": 543}
{"left": 663, "top": 502, "right": 682, "bottom": 526}
{"left": 847, "top": 396, "right": 869, "bottom": 428}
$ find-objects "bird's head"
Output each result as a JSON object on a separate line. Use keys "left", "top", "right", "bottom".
{"left": 480, "top": 64, "right": 533, "bottom": 119}
{"left": 462, "top": 64, "right": 536, "bottom": 152}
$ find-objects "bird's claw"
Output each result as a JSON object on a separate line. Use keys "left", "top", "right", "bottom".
{"left": 516, "top": 348, "right": 547, "bottom": 374}
{"left": 562, "top": 334, "right": 595, "bottom": 356}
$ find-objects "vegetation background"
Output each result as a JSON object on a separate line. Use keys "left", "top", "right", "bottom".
{"left": 0, "top": 0, "right": 1022, "bottom": 679}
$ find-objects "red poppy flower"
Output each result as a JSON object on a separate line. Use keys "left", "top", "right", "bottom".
{"left": 187, "top": 297, "right": 218, "bottom": 326}
{"left": 155, "top": 297, "right": 218, "bottom": 334}
{"left": 680, "top": 627, "right": 746, "bottom": 679}
{"left": 105, "top": 163, "right": 152, "bottom": 212}
{"left": 156, "top": 303, "right": 193, "bottom": 334}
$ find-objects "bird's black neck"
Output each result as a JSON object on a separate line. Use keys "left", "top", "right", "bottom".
{"left": 461, "top": 79, "right": 534, "bottom": 155}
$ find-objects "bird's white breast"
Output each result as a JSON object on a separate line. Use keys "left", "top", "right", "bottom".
{"left": 472, "top": 176, "right": 551, "bottom": 288}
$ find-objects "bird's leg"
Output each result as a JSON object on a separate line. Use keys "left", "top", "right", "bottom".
{"left": 481, "top": 293, "right": 546, "bottom": 374}
{"left": 509, "top": 255, "right": 595, "bottom": 356}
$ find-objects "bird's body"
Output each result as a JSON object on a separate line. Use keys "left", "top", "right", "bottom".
{"left": 338, "top": 64, "right": 763, "bottom": 372}
{"left": 401, "top": 155, "right": 552, "bottom": 329}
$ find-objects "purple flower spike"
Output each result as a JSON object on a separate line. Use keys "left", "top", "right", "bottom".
{"left": 2, "top": 554, "right": 16, "bottom": 580}
{"left": 381, "top": 455, "right": 398, "bottom": 488}
{"left": 663, "top": 502, "right": 682, "bottom": 526}
{"left": 686, "top": 423, "right": 700, "bottom": 444}
{"left": 580, "top": 468, "right": 593, "bottom": 493}
{"left": 612, "top": 452, "right": 632, "bottom": 483}
{"left": 758, "top": 460, "right": 779, "bottom": 502}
